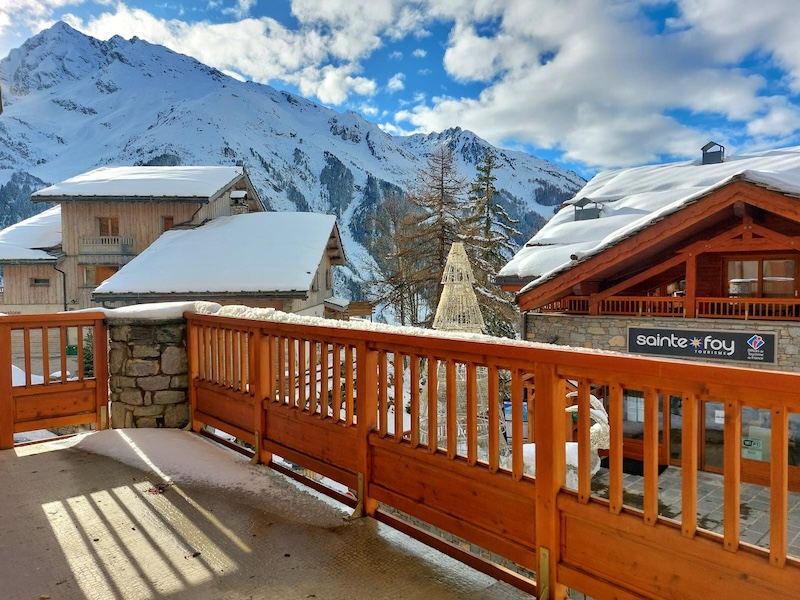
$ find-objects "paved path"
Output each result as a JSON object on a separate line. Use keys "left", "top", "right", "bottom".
{"left": 0, "top": 438, "right": 529, "bottom": 600}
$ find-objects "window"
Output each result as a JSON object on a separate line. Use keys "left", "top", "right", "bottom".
{"left": 727, "top": 257, "right": 797, "bottom": 298}
{"left": 30, "top": 277, "right": 50, "bottom": 286}
{"left": 97, "top": 216, "right": 119, "bottom": 237}
{"left": 162, "top": 216, "right": 174, "bottom": 232}
{"left": 325, "top": 267, "right": 332, "bottom": 290}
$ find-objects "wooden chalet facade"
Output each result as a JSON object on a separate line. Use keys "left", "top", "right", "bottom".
{"left": 0, "top": 166, "right": 263, "bottom": 314}
{"left": 499, "top": 145, "right": 800, "bottom": 490}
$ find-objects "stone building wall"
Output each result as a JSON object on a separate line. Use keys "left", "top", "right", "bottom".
{"left": 107, "top": 317, "right": 190, "bottom": 428}
{"left": 524, "top": 313, "right": 800, "bottom": 371}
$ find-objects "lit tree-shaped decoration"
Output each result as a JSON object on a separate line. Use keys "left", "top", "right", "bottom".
{"left": 432, "top": 242, "right": 485, "bottom": 334}
{"left": 421, "top": 243, "right": 509, "bottom": 460}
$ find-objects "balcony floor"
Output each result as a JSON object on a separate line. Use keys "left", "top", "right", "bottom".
{"left": 0, "top": 430, "right": 528, "bottom": 600}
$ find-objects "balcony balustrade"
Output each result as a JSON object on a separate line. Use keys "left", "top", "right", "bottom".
{"left": 78, "top": 236, "right": 135, "bottom": 265}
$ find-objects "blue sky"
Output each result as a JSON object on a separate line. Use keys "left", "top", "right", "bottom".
{"left": 2, "top": 1, "right": 800, "bottom": 178}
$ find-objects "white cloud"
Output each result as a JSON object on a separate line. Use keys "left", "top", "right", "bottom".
{"left": 393, "top": 0, "right": 800, "bottom": 168}
{"left": 5, "top": 0, "right": 800, "bottom": 170}
{"left": 387, "top": 72, "right": 405, "bottom": 92}
{"left": 378, "top": 121, "right": 415, "bottom": 136}
{"left": 360, "top": 103, "right": 379, "bottom": 116}
{"left": 222, "top": 0, "right": 257, "bottom": 18}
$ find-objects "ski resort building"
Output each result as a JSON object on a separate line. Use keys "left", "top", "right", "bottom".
{"left": 0, "top": 165, "right": 346, "bottom": 314}
{"left": 499, "top": 143, "right": 800, "bottom": 489}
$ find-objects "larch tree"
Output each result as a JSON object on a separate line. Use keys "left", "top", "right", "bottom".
{"left": 463, "top": 148, "right": 521, "bottom": 338}
{"left": 400, "top": 143, "right": 470, "bottom": 324}
{"left": 366, "top": 190, "right": 425, "bottom": 326}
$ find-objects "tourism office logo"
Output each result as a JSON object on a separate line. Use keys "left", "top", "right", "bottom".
{"left": 747, "top": 334, "right": 765, "bottom": 351}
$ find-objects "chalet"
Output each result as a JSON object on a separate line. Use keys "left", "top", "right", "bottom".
{"left": 499, "top": 144, "right": 800, "bottom": 488}
{"left": 92, "top": 211, "right": 345, "bottom": 315}
{"left": 0, "top": 165, "right": 263, "bottom": 314}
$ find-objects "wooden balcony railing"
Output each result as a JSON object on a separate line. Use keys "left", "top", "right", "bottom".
{"left": 78, "top": 236, "right": 135, "bottom": 264}
{"left": 600, "top": 295, "right": 685, "bottom": 316}
{"left": 539, "top": 295, "right": 800, "bottom": 321}
{"left": 0, "top": 312, "right": 108, "bottom": 448}
{"left": 185, "top": 311, "right": 800, "bottom": 600}
{"left": 697, "top": 297, "right": 800, "bottom": 320}
{"left": 537, "top": 295, "right": 589, "bottom": 313}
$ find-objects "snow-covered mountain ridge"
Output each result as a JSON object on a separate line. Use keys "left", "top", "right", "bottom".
{"left": 0, "top": 22, "right": 585, "bottom": 295}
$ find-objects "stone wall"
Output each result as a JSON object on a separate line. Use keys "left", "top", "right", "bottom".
{"left": 107, "top": 317, "right": 189, "bottom": 428}
{"left": 524, "top": 313, "right": 800, "bottom": 371}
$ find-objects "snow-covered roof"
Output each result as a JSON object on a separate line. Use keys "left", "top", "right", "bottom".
{"left": 32, "top": 166, "right": 244, "bottom": 202}
{"left": 94, "top": 212, "right": 341, "bottom": 296}
{"left": 501, "top": 145, "right": 800, "bottom": 292}
{"left": 0, "top": 205, "right": 61, "bottom": 262}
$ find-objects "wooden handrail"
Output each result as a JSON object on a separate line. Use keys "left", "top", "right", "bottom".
{"left": 0, "top": 312, "right": 108, "bottom": 448}
{"left": 185, "top": 311, "right": 800, "bottom": 599}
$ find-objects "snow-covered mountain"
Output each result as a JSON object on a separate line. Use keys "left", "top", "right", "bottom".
{"left": 0, "top": 22, "right": 585, "bottom": 296}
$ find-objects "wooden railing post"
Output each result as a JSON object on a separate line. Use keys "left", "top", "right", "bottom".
{"left": 534, "top": 362, "right": 568, "bottom": 599}
{"left": 253, "top": 328, "right": 273, "bottom": 466}
{"left": 93, "top": 318, "right": 109, "bottom": 431}
{"left": 186, "top": 315, "right": 201, "bottom": 433}
{"left": 0, "top": 321, "right": 13, "bottom": 449}
{"left": 353, "top": 340, "right": 378, "bottom": 518}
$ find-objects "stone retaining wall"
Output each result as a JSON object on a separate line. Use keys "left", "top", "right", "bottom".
{"left": 107, "top": 317, "right": 189, "bottom": 428}
{"left": 524, "top": 313, "right": 800, "bottom": 371}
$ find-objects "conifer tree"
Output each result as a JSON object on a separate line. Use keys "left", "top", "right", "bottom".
{"left": 400, "top": 143, "right": 469, "bottom": 323}
{"left": 463, "top": 148, "right": 521, "bottom": 338}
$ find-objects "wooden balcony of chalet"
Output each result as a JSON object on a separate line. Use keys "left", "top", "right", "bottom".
{"left": 537, "top": 294, "right": 800, "bottom": 321}
{"left": 2, "top": 309, "right": 800, "bottom": 598}
{"left": 78, "top": 235, "right": 136, "bottom": 265}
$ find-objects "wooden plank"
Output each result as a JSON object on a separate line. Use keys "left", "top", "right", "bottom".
{"left": 770, "top": 406, "right": 789, "bottom": 568}
{"left": 356, "top": 341, "right": 379, "bottom": 516}
{"left": 533, "top": 362, "right": 568, "bottom": 598}
{"left": 288, "top": 337, "right": 296, "bottom": 408}
{"left": 93, "top": 320, "right": 108, "bottom": 431}
{"left": 264, "top": 406, "right": 359, "bottom": 474}
{"left": 263, "top": 439, "right": 358, "bottom": 490}
{"left": 196, "top": 384, "right": 255, "bottom": 434}
{"left": 14, "top": 388, "right": 95, "bottom": 422}
{"left": 371, "top": 483, "right": 536, "bottom": 569}
{"left": 608, "top": 383, "right": 624, "bottom": 515}
{"left": 643, "top": 387, "right": 659, "bottom": 526}
{"left": 723, "top": 398, "right": 742, "bottom": 552}
{"left": 559, "top": 497, "right": 800, "bottom": 600}
{"left": 14, "top": 412, "right": 98, "bottom": 433}
{"left": 194, "top": 410, "right": 256, "bottom": 447}
{"left": 681, "top": 393, "right": 699, "bottom": 539}
{"left": 0, "top": 321, "right": 15, "bottom": 448}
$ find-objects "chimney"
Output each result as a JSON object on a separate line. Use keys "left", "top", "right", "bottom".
{"left": 701, "top": 141, "right": 725, "bottom": 165}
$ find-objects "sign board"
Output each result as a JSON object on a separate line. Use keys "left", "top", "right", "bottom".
{"left": 628, "top": 327, "right": 776, "bottom": 364}
{"left": 742, "top": 437, "right": 763, "bottom": 461}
